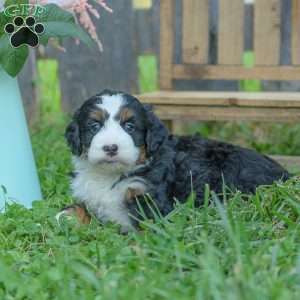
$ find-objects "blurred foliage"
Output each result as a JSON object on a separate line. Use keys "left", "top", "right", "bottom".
{"left": 239, "top": 51, "right": 262, "bottom": 92}
{"left": 37, "top": 59, "right": 61, "bottom": 117}
{"left": 138, "top": 55, "right": 158, "bottom": 93}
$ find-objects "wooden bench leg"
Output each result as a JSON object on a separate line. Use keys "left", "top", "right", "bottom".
{"left": 163, "top": 120, "right": 174, "bottom": 132}
{"left": 172, "top": 120, "right": 185, "bottom": 134}
{"left": 163, "top": 120, "right": 186, "bottom": 134}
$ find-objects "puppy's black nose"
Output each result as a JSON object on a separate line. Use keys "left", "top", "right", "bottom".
{"left": 102, "top": 144, "right": 118, "bottom": 156}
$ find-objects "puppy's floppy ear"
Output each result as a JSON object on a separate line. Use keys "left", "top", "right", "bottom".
{"left": 144, "top": 105, "right": 169, "bottom": 156}
{"left": 65, "top": 112, "right": 82, "bottom": 156}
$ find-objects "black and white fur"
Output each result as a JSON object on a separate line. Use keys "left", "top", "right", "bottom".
{"left": 63, "top": 90, "right": 290, "bottom": 231}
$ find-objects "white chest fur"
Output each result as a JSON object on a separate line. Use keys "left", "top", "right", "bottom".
{"left": 71, "top": 158, "right": 146, "bottom": 230}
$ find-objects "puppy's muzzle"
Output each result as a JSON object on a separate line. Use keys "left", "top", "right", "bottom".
{"left": 102, "top": 144, "right": 118, "bottom": 157}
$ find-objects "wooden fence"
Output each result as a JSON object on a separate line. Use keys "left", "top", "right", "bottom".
{"left": 18, "top": 0, "right": 300, "bottom": 123}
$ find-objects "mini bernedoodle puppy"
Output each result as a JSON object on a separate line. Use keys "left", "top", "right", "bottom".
{"left": 58, "top": 89, "right": 290, "bottom": 232}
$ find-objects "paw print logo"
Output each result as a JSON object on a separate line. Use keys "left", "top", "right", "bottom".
{"left": 4, "top": 16, "right": 45, "bottom": 48}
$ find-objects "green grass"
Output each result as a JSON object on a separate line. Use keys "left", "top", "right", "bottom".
{"left": 0, "top": 116, "right": 300, "bottom": 299}
{"left": 1, "top": 59, "right": 300, "bottom": 299}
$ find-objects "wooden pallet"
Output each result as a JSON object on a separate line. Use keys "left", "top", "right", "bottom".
{"left": 139, "top": 91, "right": 300, "bottom": 122}
{"left": 138, "top": 0, "right": 300, "bottom": 169}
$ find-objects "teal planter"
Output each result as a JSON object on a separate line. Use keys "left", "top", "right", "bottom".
{"left": 0, "top": 68, "right": 42, "bottom": 210}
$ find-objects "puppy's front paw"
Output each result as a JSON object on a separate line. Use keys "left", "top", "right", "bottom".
{"left": 56, "top": 204, "right": 91, "bottom": 225}
{"left": 125, "top": 187, "right": 145, "bottom": 204}
{"left": 125, "top": 188, "right": 148, "bottom": 228}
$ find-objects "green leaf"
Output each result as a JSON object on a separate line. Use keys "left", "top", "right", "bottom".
{"left": 4, "top": 0, "right": 28, "bottom": 8}
{"left": 0, "top": 35, "right": 29, "bottom": 77}
{"left": 38, "top": 4, "right": 94, "bottom": 48}
{"left": 40, "top": 21, "right": 94, "bottom": 48}
{"left": 0, "top": 11, "right": 10, "bottom": 38}
{"left": 1, "top": 1, "right": 28, "bottom": 37}
{"left": 38, "top": 4, "right": 74, "bottom": 23}
{"left": 0, "top": 2, "right": 94, "bottom": 77}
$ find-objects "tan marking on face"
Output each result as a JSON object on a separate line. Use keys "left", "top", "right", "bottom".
{"left": 90, "top": 109, "right": 107, "bottom": 122}
{"left": 136, "top": 145, "right": 146, "bottom": 165}
{"left": 119, "top": 107, "right": 134, "bottom": 123}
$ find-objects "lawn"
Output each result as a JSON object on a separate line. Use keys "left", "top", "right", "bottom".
{"left": 0, "top": 113, "right": 299, "bottom": 299}
{"left": 1, "top": 58, "right": 300, "bottom": 299}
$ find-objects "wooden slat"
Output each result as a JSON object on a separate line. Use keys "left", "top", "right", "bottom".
{"left": 292, "top": 0, "right": 300, "bottom": 65}
{"left": 151, "top": 105, "right": 300, "bottom": 123}
{"left": 254, "top": 0, "right": 281, "bottom": 65}
{"left": 172, "top": 64, "right": 300, "bottom": 81}
{"left": 218, "top": 0, "right": 244, "bottom": 65}
{"left": 182, "top": 0, "right": 209, "bottom": 64}
{"left": 159, "top": 0, "right": 174, "bottom": 89}
{"left": 139, "top": 91, "right": 300, "bottom": 108}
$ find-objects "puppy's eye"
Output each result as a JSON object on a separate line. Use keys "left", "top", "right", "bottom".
{"left": 124, "top": 121, "right": 135, "bottom": 132}
{"left": 88, "top": 120, "right": 102, "bottom": 131}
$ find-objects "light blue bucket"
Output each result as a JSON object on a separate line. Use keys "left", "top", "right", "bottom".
{"left": 0, "top": 68, "right": 42, "bottom": 210}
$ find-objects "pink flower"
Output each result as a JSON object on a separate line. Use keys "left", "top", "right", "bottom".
{"left": 30, "top": 0, "right": 113, "bottom": 51}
